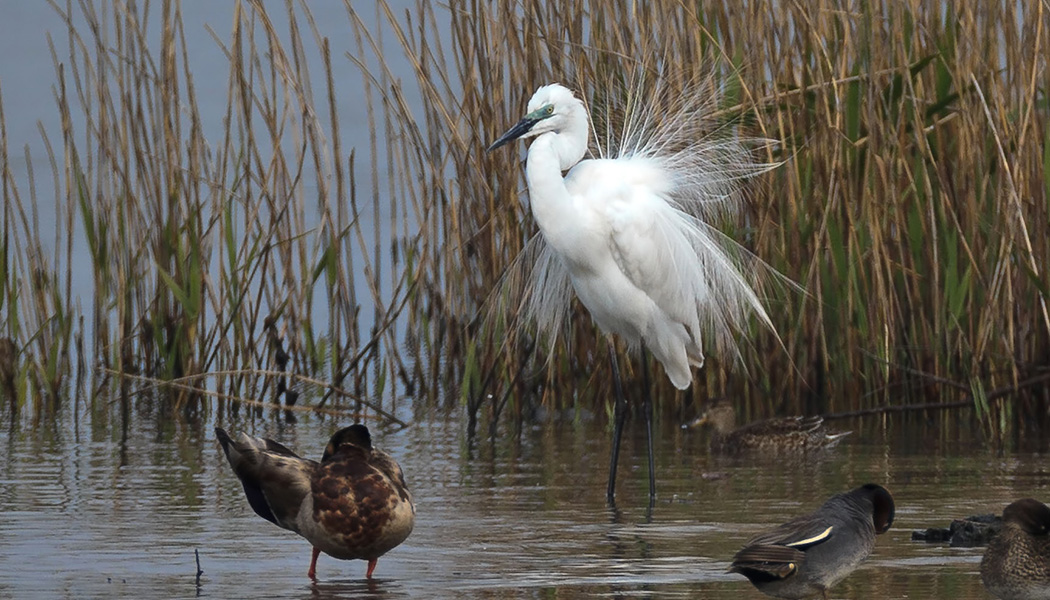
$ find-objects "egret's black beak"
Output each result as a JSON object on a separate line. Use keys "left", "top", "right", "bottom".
{"left": 487, "top": 117, "right": 538, "bottom": 152}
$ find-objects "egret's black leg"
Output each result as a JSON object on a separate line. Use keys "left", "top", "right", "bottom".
{"left": 607, "top": 341, "right": 628, "bottom": 505}
{"left": 642, "top": 352, "right": 656, "bottom": 506}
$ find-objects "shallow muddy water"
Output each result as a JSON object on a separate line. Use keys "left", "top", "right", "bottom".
{"left": 1, "top": 407, "right": 1042, "bottom": 599}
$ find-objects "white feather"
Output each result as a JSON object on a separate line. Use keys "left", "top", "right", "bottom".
{"left": 500, "top": 77, "right": 784, "bottom": 387}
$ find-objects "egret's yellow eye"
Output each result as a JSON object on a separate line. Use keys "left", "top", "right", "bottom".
{"left": 545, "top": 105, "right": 554, "bottom": 115}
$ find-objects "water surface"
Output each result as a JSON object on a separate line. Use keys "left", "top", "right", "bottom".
{"left": 1, "top": 408, "right": 1038, "bottom": 599}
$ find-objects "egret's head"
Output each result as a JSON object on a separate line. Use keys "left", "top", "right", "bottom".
{"left": 487, "top": 84, "right": 584, "bottom": 152}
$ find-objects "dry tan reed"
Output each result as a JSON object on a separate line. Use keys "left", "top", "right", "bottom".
{"left": 0, "top": 1, "right": 1046, "bottom": 436}
{"left": 369, "top": 0, "right": 1050, "bottom": 434}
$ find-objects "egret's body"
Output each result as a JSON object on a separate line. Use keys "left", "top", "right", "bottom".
{"left": 490, "top": 82, "right": 777, "bottom": 503}
{"left": 539, "top": 155, "right": 706, "bottom": 388}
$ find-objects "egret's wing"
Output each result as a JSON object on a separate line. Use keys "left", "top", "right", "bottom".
{"left": 567, "top": 158, "right": 773, "bottom": 364}
{"left": 585, "top": 74, "right": 791, "bottom": 366}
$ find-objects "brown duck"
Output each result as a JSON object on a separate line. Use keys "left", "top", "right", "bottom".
{"left": 692, "top": 401, "right": 850, "bottom": 453}
{"left": 216, "top": 424, "right": 415, "bottom": 579}
{"left": 981, "top": 498, "right": 1050, "bottom": 599}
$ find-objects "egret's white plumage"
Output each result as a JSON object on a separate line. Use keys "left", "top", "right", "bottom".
{"left": 491, "top": 82, "right": 778, "bottom": 390}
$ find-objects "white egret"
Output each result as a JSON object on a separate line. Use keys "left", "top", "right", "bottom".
{"left": 488, "top": 81, "right": 779, "bottom": 505}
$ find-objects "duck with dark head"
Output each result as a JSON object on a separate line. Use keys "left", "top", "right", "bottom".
{"left": 729, "top": 483, "right": 895, "bottom": 599}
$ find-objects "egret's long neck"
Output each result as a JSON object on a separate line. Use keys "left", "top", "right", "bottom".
{"left": 551, "top": 106, "right": 589, "bottom": 170}
{"left": 524, "top": 108, "right": 588, "bottom": 242}
{"left": 524, "top": 136, "right": 575, "bottom": 242}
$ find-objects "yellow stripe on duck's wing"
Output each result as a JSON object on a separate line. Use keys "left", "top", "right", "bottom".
{"left": 747, "top": 515, "right": 836, "bottom": 550}
{"left": 786, "top": 525, "right": 834, "bottom": 548}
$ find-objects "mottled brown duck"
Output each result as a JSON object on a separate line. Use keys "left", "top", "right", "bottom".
{"left": 216, "top": 424, "right": 414, "bottom": 579}
{"left": 981, "top": 498, "right": 1050, "bottom": 599}
{"left": 693, "top": 401, "right": 850, "bottom": 453}
{"left": 730, "top": 483, "right": 895, "bottom": 599}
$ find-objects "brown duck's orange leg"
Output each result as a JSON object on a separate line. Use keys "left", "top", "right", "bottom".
{"left": 308, "top": 547, "right": 321, "bottom": 579}
{"left": 366, "top": 558, "right": 378, "bottom": 578}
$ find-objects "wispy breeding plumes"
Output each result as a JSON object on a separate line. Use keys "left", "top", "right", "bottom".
{"left": 509, "top": 73, "right": 786, "bottom": 373}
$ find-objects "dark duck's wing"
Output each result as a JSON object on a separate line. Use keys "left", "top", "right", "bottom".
{"left": 730, "top": 512, "right": 836, "bottom": 581}
{"left": 215, "top": 427, "right": 317, "bottom": 534}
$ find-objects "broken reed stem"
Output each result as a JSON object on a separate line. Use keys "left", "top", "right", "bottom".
{"left": 823, "top": 370, "right": 1050, "bottom": 421}
{"left": 99, "top": 367, "right": 406, "bottom": 427}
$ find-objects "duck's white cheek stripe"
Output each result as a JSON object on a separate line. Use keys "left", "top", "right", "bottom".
{"left": 787, "top": 526, "right": 833, "bottom": 547}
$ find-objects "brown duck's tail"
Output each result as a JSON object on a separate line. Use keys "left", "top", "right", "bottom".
{"left": 215, "top": 428, "right": 280, "bottom": 526}
{"left": 215, "top": 427, "right": 234, "bottom": 456}
{"left": 214, "top": 427, "right": 307, "bottom": 528}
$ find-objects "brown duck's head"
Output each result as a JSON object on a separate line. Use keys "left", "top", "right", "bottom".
{"left": 322, "top": 424, "right": 373, "bottom": 462}
{"left": 1002, "top": 498, "right": 1050, "bottom": 536}
{"left": 857, "top": 483, "right": 895, "bottom": 534}
{"left": 695, "top": 401, "right": 736, "bottom": 434}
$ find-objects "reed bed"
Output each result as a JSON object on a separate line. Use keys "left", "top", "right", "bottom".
{"left": 0, "top": 1, "right": 1047, "bottom": 437}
